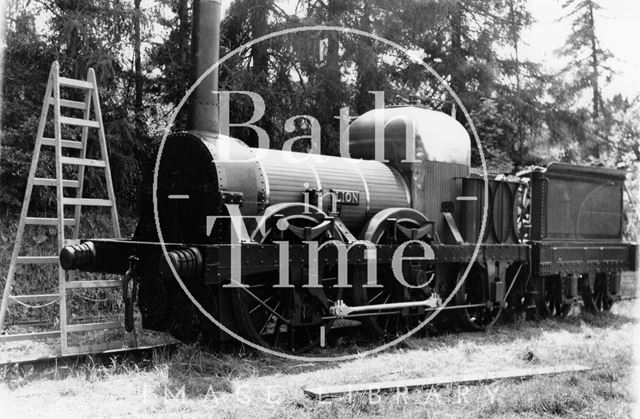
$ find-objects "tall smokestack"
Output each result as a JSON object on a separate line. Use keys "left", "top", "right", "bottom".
{"left": 189, "top": 0, "right": 221, "bottom": 133}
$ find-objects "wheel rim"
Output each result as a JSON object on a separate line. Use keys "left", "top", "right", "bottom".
{"left": 454, "top": 264, "right": 502, "bottom": 331}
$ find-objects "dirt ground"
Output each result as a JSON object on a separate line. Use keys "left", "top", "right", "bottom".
{"left": 1, "top": 300, "right": 638, "bottom": 419}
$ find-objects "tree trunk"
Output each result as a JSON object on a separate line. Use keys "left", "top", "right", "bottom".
{"left": 177, "top": 0, "right": 189, "bottom": 127}
{"left": 133, "top": 0, "right": 143, "bottom": 135}
{"left": 510, "top": 0, "right": 524, "bottom": 166}
{"left": 321, "top": 0, "right": 344, "bottom": 155}
{"left": 587, "top": 0, "right": 599, "bottom": 119}
{"left": 449, "top": 0, "right": 464, "bottom": 98}
{"left": 354, "top": 1, "right": 377, "bottom": 114}
{"left": 326, "top": 0, "right": 341, "bottom": 85}
{"left": 250, "top": 0, "right": 270, "bottom": 83}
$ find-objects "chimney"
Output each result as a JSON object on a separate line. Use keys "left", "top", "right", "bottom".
{"left": 189, "top": 0, "right": 221, "bottom": 133}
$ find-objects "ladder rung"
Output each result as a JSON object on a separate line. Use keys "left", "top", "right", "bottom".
{"left": 33, "top": 178, "right": 80, "bottom": 188}
{"left": 41, "top": 137, "right": 83, "bottom": 149}
{"left": 10, "top": 293, "right": 60, "bottom": 303}
{"left": 25, "top": 217, "right": 76, "bottom": 226}
{"left": 63, "top": 198, "right": 113, "bottom": 207}
{"left": 16, "top": 256, "right": 59, "bottom": 264}
{"left": 0, "top": 331, "right": 60, "bottom": 343}
{"left": 48, "top": 97, "right": 87, "bottom": 110}
{"left": 58, "top": 77, "right": 94, "bottom": 90}
{"left": 59, "top": 116, "right": 100, "bottom": 128}
{"left": 66, "top": 280, "right": 121, "bottom": 289}
{"left": 60, "top": 156, "right": 106, "bottom": 168}
{"left": 66, "top": 321, "right": 120, "bottom": 333}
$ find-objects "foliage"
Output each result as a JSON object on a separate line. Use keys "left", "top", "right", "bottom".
{"left": 1, "top": 0, "right": 638, "bottom": 217}
{"left": 1, "top": 0, "right": 144, "bottom": 215}
{"left": 547, "top": 0, "right": 617, "bottom": 161}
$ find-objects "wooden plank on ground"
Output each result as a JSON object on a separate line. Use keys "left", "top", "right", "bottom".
{"left": 0, "top": 343, "right": 177, "bottom": 368}
{"left": 303, "top": 364, "right": 591, "bottom": 400}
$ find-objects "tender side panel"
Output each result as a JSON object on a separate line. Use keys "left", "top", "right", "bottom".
{"left": 529, "top": 162, "right": 636, "bottom": 276}
{"left": 532, "top": 163, "right": 626, "bottom": 241}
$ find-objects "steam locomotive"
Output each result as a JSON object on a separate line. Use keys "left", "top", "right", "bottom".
{"left": 59, "top": 103, "right": 636, "bottom": 352}
{"left": 58, "top": 1, "right": 635, "bottom": 353}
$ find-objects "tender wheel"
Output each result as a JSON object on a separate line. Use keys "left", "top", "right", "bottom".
{"left": 351, "top": 208, "right": 435, "bottom": 338}
{"left": 581, "top": 273, "right": 615, "bottom": 313}
{"left": 536, "top": 275, "right": 570, "bottom": 317}
{"left": 454, "top": 264, "right": 502, "bottom": 331}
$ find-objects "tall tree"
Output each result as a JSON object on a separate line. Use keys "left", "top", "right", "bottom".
{"left": 548, "top": 0, "right": 613, "bottom": 160}
{"left": 560, "top": 0, "right": 611, "bottom": 119}
{"left": 486, "top": 0, "right": 547, "bottom": 168}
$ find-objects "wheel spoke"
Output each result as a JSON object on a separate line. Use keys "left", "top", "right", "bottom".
{"left": 250, "top": 295, "right": 274, "bottom": 315}
{"left": 369, "top": 289, "right": 385, "bottom": 304}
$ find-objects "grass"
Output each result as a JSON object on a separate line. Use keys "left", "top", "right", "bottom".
{"left": 0, "top": 300, "right": 637, "bottom": 418}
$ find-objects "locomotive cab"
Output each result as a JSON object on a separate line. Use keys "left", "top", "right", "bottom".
{"left": 348, "top": 106, "right": 471, "bottom": 242}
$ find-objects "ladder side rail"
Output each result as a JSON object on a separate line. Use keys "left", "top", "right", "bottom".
{"left": 88, "top": 69, "right": 121, "bottom": 238}
{"left": 65, "top": 68, "right": 94, "bottom": 321}
{"left": 52, "top": 63, "right": 69, "bottom": 353}
{"left": 66, "top": 73, "right": 93, "bottom": 337}
{"left": 0, "top": 66, "right": 56, "bottom": 329}
{"left": 72, "top": 72, "right": 93, "bottom": 241}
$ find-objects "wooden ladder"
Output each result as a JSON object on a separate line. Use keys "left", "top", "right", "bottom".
{"left": 0, "top": 61, "right": 124, "bottom": 355}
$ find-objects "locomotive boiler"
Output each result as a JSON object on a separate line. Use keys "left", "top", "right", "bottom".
{"left": 59, "top": 0, "right": 636, "bottom": 353}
